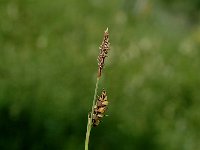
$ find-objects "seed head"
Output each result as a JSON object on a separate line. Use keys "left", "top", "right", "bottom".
{"left": 97, "top": 28, "right": 110, "bottom": 77}
{"left": 92, "top": 89, "right": 108, "bottom": 127}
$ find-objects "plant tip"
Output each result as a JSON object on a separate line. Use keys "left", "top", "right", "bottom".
{"left": 105, "top": 27, "right": 109, "bottom": 33}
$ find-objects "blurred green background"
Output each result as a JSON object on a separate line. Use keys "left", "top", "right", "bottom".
{"left": 0, "top": 0, "right": 200, "bottom": 149}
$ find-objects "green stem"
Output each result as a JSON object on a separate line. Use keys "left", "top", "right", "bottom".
{"left": 85, "top": 77, "right": 100, "bottom": 150}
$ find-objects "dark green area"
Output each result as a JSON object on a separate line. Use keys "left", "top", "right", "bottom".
{"left": 0, "top": 0, "right": 200, "bottom": 149}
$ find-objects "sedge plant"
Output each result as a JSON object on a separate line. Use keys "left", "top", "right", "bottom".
{"left": 85, "top": 28, "right": 110, "bottom": 150}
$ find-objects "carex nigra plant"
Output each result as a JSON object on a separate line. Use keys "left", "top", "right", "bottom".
{"left": 85, "top": 28, "right": 110, "bottom": 150}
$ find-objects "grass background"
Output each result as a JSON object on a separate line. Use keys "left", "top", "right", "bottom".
{"left": 0, "top": 0, "right": 200, "bottom": 149}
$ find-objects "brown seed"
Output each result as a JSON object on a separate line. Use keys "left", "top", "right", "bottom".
{"left": 91, "top": 89, "right": 109, "bottom": 127}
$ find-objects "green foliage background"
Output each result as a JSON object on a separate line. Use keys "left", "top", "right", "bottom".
{"left": 0, "top": 0, "right": 200, "bottom": 149}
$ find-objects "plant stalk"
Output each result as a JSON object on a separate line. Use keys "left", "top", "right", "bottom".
{"left": 85, "top": 77, "right": 100, "bottom": 150}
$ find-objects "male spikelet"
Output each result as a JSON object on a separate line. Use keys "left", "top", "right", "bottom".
{"left": 92, "top": 89, "right": 108, "bottom": 127}
{"left": 97, "top": 28, "right": 110, "bottom": 78}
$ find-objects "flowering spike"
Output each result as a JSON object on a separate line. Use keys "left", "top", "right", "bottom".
{"left": 92, "top": 89, "right": 108, "bottom": 127}
{"left": 97, "top": 28, "right": 110, "bottom": 77}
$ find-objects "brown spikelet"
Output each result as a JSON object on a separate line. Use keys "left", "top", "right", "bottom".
{"left": 97, "top": 28, "right": 110, "bottom": 77}
{"left": 92, "top": 89, "right": 108, "bottom": 127}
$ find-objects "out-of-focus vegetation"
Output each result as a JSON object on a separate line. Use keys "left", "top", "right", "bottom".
{"left": 0, "top": 0, "right": 200, "bottom": 149}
